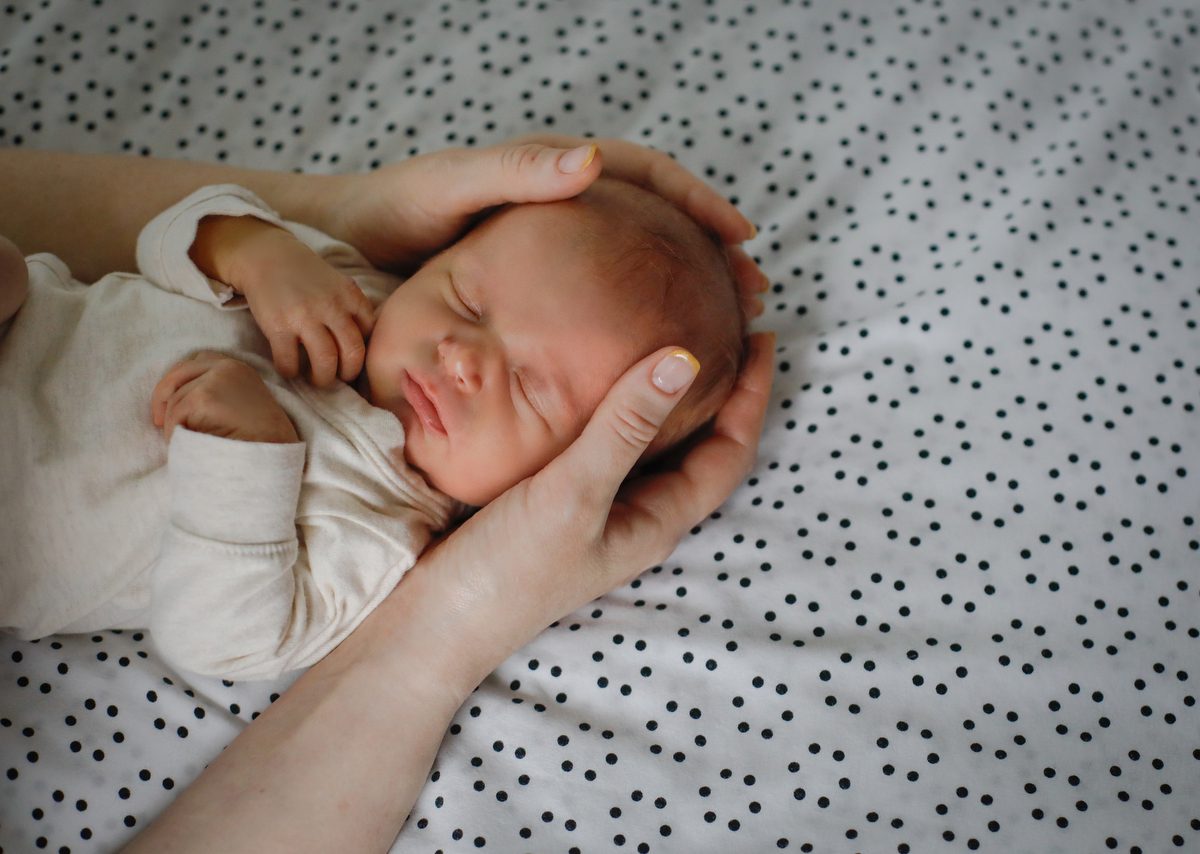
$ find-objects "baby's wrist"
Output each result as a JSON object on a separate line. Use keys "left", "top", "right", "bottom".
{"left": 189, "top": 215, "right": 297, "bottom": 294}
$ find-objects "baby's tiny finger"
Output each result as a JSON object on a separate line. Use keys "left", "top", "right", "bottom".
{"left": 151, "top": 358, "right": 206, "bottom": 427}
{"left": 160, "top": 382, "right": 191, "bottom": 446}
{"left": 329, "top": 315, "right": 367, "bottom": 382}
{"left": 162, "top": 395, "right": 184, "bottom": 444}
{"left": 151, "top": 372, "right": 177, "bottom": 426}
{"left": 270, "top": 333, "right": 302, "bottom": 379}
{"left": 302, "top": 326, "right": 339, "bottom": 387}
{"left": 347, "top": 282, "right": 376, "bottom": 335}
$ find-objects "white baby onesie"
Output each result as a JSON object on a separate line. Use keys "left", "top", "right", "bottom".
{"left": 0, "top": 185, "right": 458, "bottom": 680}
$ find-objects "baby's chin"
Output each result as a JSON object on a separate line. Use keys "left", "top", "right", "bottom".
{"left": 397, "top": 445, "right": 486, "bottom": 507}
{"left": 434, "top": 475, "right": 503, "bottom": 508}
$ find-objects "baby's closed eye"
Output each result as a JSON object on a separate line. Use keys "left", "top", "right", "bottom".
{"left": 448, "top": 274, "right": 481, "bottom": 320}
{"left": 513, "top": 369, "right": 548, "bottom": 422}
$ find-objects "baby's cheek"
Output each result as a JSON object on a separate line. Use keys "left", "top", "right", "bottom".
{"left": 427, "top": 451, "right": 513, "bottom": 507}
{"left": 469, "top": 440, "right": 554, "bottom": 504}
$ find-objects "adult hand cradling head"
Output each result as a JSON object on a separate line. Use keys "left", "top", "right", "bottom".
{"left": 298, "top": 133, "right": 774, "bottom": 698}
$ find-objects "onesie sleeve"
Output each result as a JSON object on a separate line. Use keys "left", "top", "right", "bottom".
{"left": 135, "top": 184, "right": 373, "bottom": 309}
{"left": 150, "top": 426, "right": 305, "bottom": 679}
{"left": 149, "top": 427, "right": 426, "bottom": 681}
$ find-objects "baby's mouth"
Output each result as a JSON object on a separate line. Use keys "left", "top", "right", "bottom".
{"left": 403, "top": 371, "right": 447, "bottom": 436}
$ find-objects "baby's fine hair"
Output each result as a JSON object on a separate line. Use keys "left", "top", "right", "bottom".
{"left": 568, "top": 177, "right": 749, "bottom": 462}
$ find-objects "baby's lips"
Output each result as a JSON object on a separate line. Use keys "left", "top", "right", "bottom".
{"left": 403, "top": 370, "right": 449, "bottom": 436}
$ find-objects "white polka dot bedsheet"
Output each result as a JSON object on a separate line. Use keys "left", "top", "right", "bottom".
{"left": 2, "top": 1, "right": 1197, "bottom": 852}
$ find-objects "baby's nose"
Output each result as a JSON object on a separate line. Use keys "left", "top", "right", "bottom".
{"left": 438, "top": 337, "right": 483, "bottom": 394}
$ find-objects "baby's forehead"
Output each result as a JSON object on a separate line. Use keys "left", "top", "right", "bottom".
{"left": 493, "top": 196, "right": 671, "bottom": 275}
{"left": 465, "top": 186, "right": 691, "bottom": 325}
{"left": 485, "top": 197, "right": 603, "bottom": 248}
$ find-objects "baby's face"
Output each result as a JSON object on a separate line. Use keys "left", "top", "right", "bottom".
{"left": 361, "top": 203, "right": 655, "bottom": 506}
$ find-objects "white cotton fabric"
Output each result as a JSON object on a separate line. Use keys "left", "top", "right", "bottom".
{"left": 0, "top": 185, "right": 456, "bottom": 680}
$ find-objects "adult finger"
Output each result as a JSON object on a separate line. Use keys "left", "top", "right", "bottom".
{"left": 727, "top": 244, "right": 770, "bottom": 298}
{"left": 725, "top": 245, "right": 769, "bottom": 321}
{"left": 619, "top": 332, "right": 775, "bottom": 536}
{"left": 603, "top": 139, "right": 753, "bottom": 245}
{"left": 412, "top": 141, "right": 603, "bottom": 218}
{"left": 542, "top": 346, "right": 700, "bottom": 512}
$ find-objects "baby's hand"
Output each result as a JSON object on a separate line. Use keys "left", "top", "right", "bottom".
{"left": 152, "top": 351, "right": 299, "bottom": 445}
{"left": 190, "top": 216, "right": 376, "bottom": 386}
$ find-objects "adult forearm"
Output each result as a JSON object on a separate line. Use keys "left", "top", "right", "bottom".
{"left": 0, "top": 148, "right": 336, "bottom": 280}
{"left": 125, "top": 559, "right": 500, "bottom": 854}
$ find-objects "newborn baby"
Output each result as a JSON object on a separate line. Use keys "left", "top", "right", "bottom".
{"left": 0, "top": 177, "right": 744, "bottom": 680}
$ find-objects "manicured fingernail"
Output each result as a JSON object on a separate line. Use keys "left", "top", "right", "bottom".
{"left": 652, "top": 349, "right": 700, "bottom": 394}
{"left": 558, "top": 143, "right": 597, "bottom": 174}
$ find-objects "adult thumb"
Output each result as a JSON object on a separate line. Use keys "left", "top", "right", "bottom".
{"left": 546, "top": 347, "right": 700, "bottom": 506}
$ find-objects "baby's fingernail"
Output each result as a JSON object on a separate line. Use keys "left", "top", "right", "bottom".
{"left": 652, "top": 349, "right": 700, "bottom": 394}
{"left": 558, "top": 143, "right": 597, "bottom": 174}
{"left": 748, "top": 222, "right": 758, "bottom": 240}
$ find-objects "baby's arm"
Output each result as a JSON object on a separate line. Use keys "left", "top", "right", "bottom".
{"left": 189, "top": 215, "right": 376, "bottom": 386}
{"left": 0, "top": 234, "right": 29, "bottom": 326}
{"left": 148, "top": 355, "right": 429, "bottom": 679}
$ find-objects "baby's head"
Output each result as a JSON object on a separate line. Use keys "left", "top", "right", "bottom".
{"left": 362, "top": 177, "right": 746, "bottom": 506}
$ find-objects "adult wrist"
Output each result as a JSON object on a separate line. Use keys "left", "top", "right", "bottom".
{"left": 261, "top": 171, "right": 347, "bottom": 239}
{"left": 352, "top": 545, "right": 537, "bottom": 704}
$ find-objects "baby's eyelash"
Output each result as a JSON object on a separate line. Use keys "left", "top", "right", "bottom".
{"left": 460, "top": 292, "right": 481, "bottom": 320}
{"left": 515, "top": 371, "right": 546, "bottom": 421}
{"left": 449, "top": 276, "right": 481, "bottom": 319}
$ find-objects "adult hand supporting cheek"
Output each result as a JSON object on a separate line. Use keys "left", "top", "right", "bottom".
{"left": 125, "top": 332, "right": 774, "bottom": 854}
{"left": 372, "top": 330, "right": 775, "bottom": 712}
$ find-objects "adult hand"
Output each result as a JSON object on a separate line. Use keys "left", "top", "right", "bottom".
{"left": 324, "top": 136, "right": 768, "bottom": 315}
{"left": 396, "top": 332, "right": 776, "bottom": 677}
{"left": 509, "top": 133, "right": 769, "bottom": 318}
{"left": 509, "top": 133, "right": 756, "bottom": 244}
